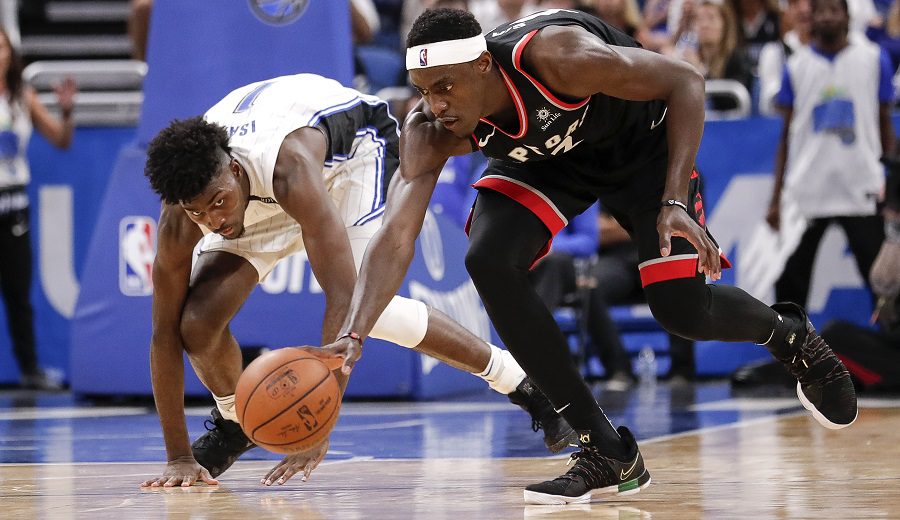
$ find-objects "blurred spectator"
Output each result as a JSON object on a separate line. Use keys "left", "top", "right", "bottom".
{"left": 731, "top": 0, "right": 781, "bottom": 70}
{"left": 768, "top": 0, "right": 893, "bottom": 309}
{"left": 641, "top": 0, "right": 677, "bottom": 49}
{"left": 0, "top": 28, "right": 75, "bottom": 390}
{"left": 128, "top": 0, "right": 153, "bottom": 61}
{"left": 675, "top": 0, "right": 753, "bottom": 110}
{"left": 758, "top": 0, "right": 812, "bottom": 116}
{"left": 866, "top": 0, "right": 900, "bottom": 74}
{"left": 471, "top": 0, "right": 541, "bottom": 31}
{"left": 352, "top": 0, "right": 382, "bottom": 44}
{"left": 592, "top": 0, "right": 644, "bottom": 36}
{"left": 849, "top": 0, "right": 879, "bottom": 34}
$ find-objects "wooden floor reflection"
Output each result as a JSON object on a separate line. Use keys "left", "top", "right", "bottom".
{"left": 3, "top": 408, "right": 899, "bottom": 519}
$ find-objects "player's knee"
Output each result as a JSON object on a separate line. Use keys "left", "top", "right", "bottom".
{"left": 464, "top": 243, "right": 503, "bottom": 288}
{"left": 179, "top": 305, "right": 226, "bottom": 355}
{"left": 645, "top": 280, "right": 717, "bottom": 341}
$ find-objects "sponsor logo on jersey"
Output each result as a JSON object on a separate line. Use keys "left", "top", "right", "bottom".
{"left": 536, "top": 107, "right": 561, "bottom": 131}
{"left": 119, "top": 216, "right": 156, "bottom": 296}
{"left": 248, "top": 0, "right": 309, "bottom": 26}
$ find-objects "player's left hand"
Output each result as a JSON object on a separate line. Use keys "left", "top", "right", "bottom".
{"left": 657, "top": 205, "right": 722, "bottom": 281}
{"left": 261, "top": 438, "right": 330, "bottom": 486}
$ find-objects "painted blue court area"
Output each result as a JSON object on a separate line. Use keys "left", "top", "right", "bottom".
{"left": 0, "top": 382, "right": 807, "bottom": 465}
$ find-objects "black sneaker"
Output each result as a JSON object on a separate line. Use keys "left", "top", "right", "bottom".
{"left": 191, "top": 408, "right": 256, "bottom": 477}
{"left": 508, "top": 378, "right": 578, "bottom": 453}
{"left": 524, "top": 426, "right": 651, "bottom": 505}
{"left": 772, "top": 303, "right": 858, "bottom": 429}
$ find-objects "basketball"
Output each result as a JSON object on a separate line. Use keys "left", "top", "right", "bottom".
{"left": 235, "top": 347, "right": 341, "bottom": 454}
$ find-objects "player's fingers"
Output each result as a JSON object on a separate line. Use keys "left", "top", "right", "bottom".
{"left": 199, "top": 469, "right": 219, "bottom": 486}
{"left": 140, "top": 478, "right": 160, "bottom": 487}
{"left": 264, "top": 464, "right": 289, "bottom": 486}
{"left": 162, "top": 476, "right": 181, "bottom": 488}
{"left": 658, "top": 229, "right": 672, "bottom": 257}
{"left": 181, "top": 475, "right": 196, "bottom": 488}
{"left": 276, "top": 465, "right": 300, "bottom": 485}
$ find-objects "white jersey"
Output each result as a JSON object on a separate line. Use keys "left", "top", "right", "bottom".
{"left": 198, "top": 74, "right": 399, "bottom": 261}
{"left": 778, "top": 40, "right": 891, "bottom": 218}
{"left": 0, "top": 94, "right": 33, "bottom": 190}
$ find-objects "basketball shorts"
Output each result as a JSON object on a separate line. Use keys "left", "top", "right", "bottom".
{"left": 470, "top": 156, "right": 731, "bottom": 287}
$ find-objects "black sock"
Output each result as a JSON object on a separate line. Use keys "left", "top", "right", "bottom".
{"left": 562, "top": 404, "right": 629, "bottom": 460}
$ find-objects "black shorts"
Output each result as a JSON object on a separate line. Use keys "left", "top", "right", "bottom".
{"left": 469, "top": 156, "right": 730, "bottom": 286}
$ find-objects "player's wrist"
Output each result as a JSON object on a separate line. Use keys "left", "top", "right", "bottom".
{"left": 660, "top": 199, "right": 688, "bottom": 212}
{"left": 337, "top": 331, "right": 364, "bottom": 346}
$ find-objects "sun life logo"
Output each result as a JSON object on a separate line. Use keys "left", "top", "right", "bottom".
{"left": 536, "top": 107, "right": 561, "bottom": 131}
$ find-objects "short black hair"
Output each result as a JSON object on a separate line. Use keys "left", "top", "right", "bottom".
{"left": 406, "top": 8, "right": 482, "bottom": 48}
{"left": 145, "top": 116, "right": 231, "bottom": 205}
{"left": 811, "top": 0, "right": 849, "bottom": 14}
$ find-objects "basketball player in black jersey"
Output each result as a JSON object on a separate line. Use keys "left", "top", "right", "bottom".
{"left": 322, "top": 8, "right": 859, "bottom": 504}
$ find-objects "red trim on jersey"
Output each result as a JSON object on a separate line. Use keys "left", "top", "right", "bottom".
{"left": 462, "top": 192, "right": 554, "bottom": 268}
{"left": 639, "top": 254, "right": 733, "bottom": 287}
{"left": 478, "top": 66, "right": 529, "bottom": 139}
{"left": 837, "top": 355, "right": 882, "bottom": 386}
{"left": 512, "top": 30, "right": 590, "bottom": 111}
{"left": 473, "top": 177, "right": 566, "bottom": 234}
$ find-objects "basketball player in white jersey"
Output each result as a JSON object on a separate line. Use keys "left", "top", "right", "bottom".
{"left": 138, "top": 74, "right": 574, "bottom": 488}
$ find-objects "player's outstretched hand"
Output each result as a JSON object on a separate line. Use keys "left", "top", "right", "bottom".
{"left": 261, "top": 438, "right": 330, "bottom": 486}
{"left": 314, "top": 337, "right": 362, "bottom": 375}
{"left": 657, "top": 205, "right": 722, "bottom": 281}
{"left": 140, "top": 455, "right": 218, "bottom": 488}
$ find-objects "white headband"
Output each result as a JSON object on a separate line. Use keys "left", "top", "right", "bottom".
{"left": 406, "top": 35, "right": 487, "bottom": 70}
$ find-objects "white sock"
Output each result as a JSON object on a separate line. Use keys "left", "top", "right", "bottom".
{"left": 477, "top": 344, "right": 526, "bottom": 394}
{"left": 213, "top": 393, "right": 238, "bottom": 423}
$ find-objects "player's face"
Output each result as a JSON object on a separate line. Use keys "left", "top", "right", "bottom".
{"left": 180, "top": 159, "right": 248, "bottom": 239}
{"left": 410, "top": 61, "right": 487, "bottom": 137}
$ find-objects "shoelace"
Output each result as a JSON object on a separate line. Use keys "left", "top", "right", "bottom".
{"left": 555, "top": 448, "right": 612, "bottom": 489}
{"left": 789, "top": 332, "right": 848, "bottom": 386}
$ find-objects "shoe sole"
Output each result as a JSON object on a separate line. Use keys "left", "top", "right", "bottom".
{"left": 523, "top": 471, "right": 652, "bottom": 505}
{"left": 796, "top": 382, "right": 858, "bottom": 430}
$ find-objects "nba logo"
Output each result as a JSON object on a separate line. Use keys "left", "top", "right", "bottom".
{"left": 419, "top": 48, "right": 428, "bottom": 67}
{"left": 119, "top": 216, "right": 157, "bottom": 296}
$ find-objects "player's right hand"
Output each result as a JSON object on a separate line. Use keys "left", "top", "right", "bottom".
{"left": 140, "top": 455, "right": 219, "bottom": 488}
{"left": 311, "top": 339, "right": 362, "bottom": 376}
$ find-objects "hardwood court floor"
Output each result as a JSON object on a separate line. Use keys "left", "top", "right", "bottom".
{"left": 2, "top": 407, "right": 898, "bottom": 519}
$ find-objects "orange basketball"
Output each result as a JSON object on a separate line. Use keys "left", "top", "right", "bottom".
{"left": 235, "top": 347, "right": 341, "bottom": 454}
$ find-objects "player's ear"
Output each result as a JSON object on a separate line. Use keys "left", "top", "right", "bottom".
{"left": 476, "top": 51, "right": 492, "bottom": 74}
{"left": 230, "top": 157, "right": 242, "bottom": 176}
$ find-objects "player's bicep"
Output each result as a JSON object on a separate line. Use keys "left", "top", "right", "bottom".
{"left": 528, "top": 26, "right": 700, "bottom": 101}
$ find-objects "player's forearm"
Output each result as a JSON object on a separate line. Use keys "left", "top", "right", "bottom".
{"left": 149, "top": 333, "right": 193, "bottom": 459}
{"left": 342, "top": 229, "right": 416, "bottom": 340}
{"left": 661, "top": 67, "right": 706, "bottom": 203}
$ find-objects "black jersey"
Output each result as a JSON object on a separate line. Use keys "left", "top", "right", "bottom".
{"left": 471, "top": 9, "right": 669, "bottom": 184}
